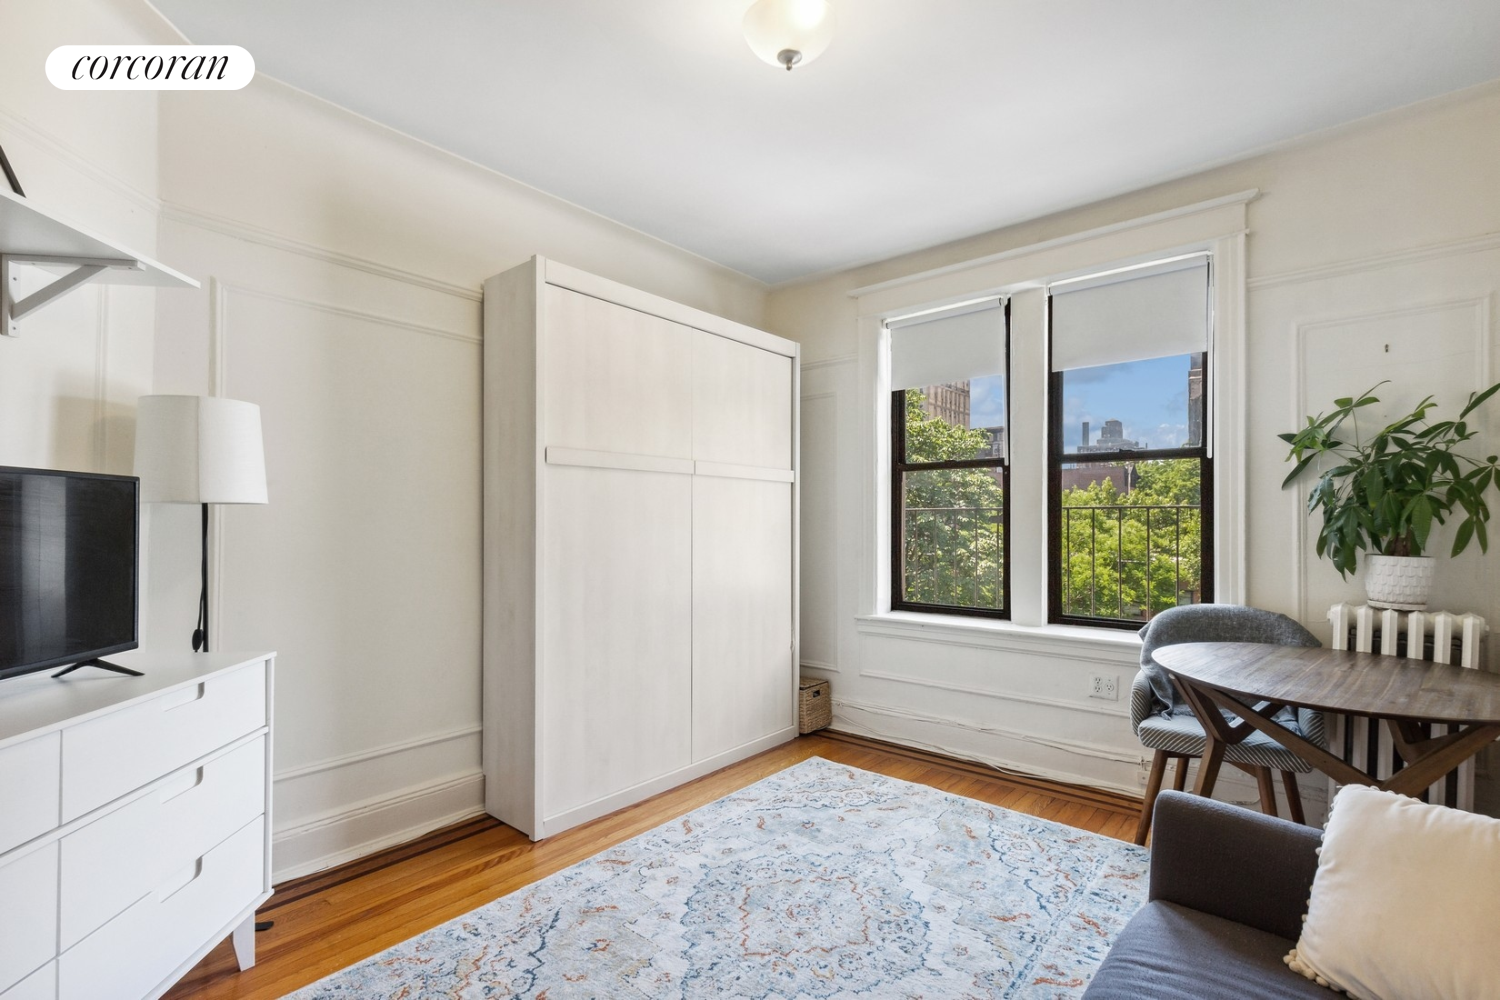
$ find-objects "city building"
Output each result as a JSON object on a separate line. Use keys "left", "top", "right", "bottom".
{"left": 1077, "top": 418, "right": 1142, "bottom": 453}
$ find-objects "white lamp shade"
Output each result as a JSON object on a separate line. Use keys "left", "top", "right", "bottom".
{"left": 743, "top": 0, "right": 835, "bottom": 69}
{"left": 134, "top": 395, "right": 268, "bottom": 504}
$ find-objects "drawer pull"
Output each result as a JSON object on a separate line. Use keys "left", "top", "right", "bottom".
{"left": 160, "top": 683, "right": 208, "bottom": 711}
{"left": 159, "top": 766, "right": 205, "bottom": 803}
{"left": 158, "top": 857, "right": 204, "bottom": 901}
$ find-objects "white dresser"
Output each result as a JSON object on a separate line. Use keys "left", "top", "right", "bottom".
{"left": 0, "top": 652, "right": 274, "bottom": 1000}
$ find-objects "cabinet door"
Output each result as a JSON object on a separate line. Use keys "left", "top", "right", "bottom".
{"left": 541, "top": 465, "right": 693, "bottom": 821}
{"left": 543, "top": 285, "right": 694, "bottom": 459}
{"left": 692, "top": 475, "right": 794, "bottom": 761}
{"left": 692, "top": 331, "right": 793, "bottom": 470}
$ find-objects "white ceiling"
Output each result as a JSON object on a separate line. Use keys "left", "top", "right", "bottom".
{"left": 149, "top": 1, "right": 1500, "bottom": 285}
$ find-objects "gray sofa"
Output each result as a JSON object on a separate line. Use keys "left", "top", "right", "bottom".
{"left": 1084, "top": 791, "right": 1332, "bottom": 999}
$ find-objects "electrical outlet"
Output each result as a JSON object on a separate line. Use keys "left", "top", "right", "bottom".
{"left": 1090, "top": 673, "right": 1118, "bottom": 701}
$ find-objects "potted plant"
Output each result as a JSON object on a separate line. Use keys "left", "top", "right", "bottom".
{"left": 1281, "top": 380, "right": 1500, "bottom": 609}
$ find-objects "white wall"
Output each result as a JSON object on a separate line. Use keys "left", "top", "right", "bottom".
{"left": 770, "top": 80, "right": 1500, "bottom": 816}
{"left": 149, "top": 77, "right": 768, "bottom": 879}
{"left": 0, "top": 0, "right": 172, "bottom": 476}
{"left": 4, "top": 0, "right": 768, "bottom": 881}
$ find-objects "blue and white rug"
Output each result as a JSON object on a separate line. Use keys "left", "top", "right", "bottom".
{"left": 288, "top": 757, "right": 1148, "bottom": 999}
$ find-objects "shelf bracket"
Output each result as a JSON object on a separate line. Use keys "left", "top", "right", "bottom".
{"left": 3, "top": 253, "right": 139, "bottom": 337}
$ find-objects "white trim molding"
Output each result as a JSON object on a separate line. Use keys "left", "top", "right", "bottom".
{"left": 1289, "top": 296, "right": 1493, "bottom": 622}
{"left": 851, "top": 189, "right": 1259, "bottom": 309}
{"left": 856, "top": 668, "right": 1131, "bottom": 719}
{"left": 271, "top": 770, "right": 485, "bottom": 881}
{"left": 273, "top": 724, "right": 483, "bottom": 784}
{"left": 855, "top": 198, "right": 1251, "bottom": 630}
{"left": 1248, "top": 231, "right": 1500, "bottom": 291}
{"left": 160, "top": 201, "right": 483, "bottom": 303}
{"left": 855, "top": 613, "right": 1139, "bottom": 663}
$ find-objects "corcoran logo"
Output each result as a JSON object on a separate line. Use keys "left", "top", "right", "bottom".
{"left": 46, "top": 45, "right": 255, "bottom": 90}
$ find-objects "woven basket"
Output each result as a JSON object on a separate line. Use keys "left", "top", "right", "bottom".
{"left": 798, "top": 677, "right": 831, "bottom": 734}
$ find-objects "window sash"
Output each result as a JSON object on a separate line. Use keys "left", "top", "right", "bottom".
{"left": 1045, "top": 338, "right": 1214, "bottom": 628}
{"left": 890, "top": 408, "right": 1010, "bottom": 618}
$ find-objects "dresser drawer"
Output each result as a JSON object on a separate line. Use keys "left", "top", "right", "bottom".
{"left": 0, "top": 843, "right": 58, "bottom": 994}
{"left": 0, "top": 732, "right": 60, "bottom": 855}
{"left": 59, "top": 816, "right": 263, "bottom": 1000}
{"left": 59, "top": 736, "right": 266, "bottom": 951}
{"left": 0, "top": 962, "right": 54, "bottom": 1000}
{"left": 61, "top": 661, "right": 266, "bottom": 821}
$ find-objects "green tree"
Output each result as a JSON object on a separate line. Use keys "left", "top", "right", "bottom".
{"left": 1058, "top": 459, "right": 1202, "bottom": 621}
{"left": 900, "top": 390, "right": 1006, "bottom": 609}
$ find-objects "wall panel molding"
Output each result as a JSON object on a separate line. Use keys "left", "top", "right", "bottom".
{"left": 801, "top": 355, "right": 858, "bottom": 373}
{"left": 1249, "top": 232, "right": 1500, "bottom": 291}
{"left": 857, "top": 668, "right": 1131, "bottom": 719}
{"left": 92, "top": 285, "right": 110, "bottom": 470}
{"left": 274, "top": 724, "right": 483, "bottom": 784}
{"left": 0, "top": 106, "right": 161, "bottom": 215}
{"left": 1290, "top": 296, "right": 1492, "bottom": 621}
{"left": 271, "top": 770, "right": 485, "bottom": 881}
{"left": 222, "top": 281, "right": 482, "bottom": 346}
{"left": 161, "top": 201, "right": 483, "bottom": 303}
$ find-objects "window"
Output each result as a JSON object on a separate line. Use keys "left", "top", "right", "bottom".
{"left": 1047, "top": 256, "right": 1214, "bottom": 628}
{"left": 889, "top": 300, "right": 1010, "bottom": 618}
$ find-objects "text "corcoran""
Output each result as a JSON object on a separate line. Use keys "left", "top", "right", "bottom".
{"left": 46, "top": 46, "right": 255, "bottom": 91}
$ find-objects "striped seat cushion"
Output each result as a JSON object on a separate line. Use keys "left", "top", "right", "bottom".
{"left": 1137, "top": 709, "right": 1318, "bottom": 773}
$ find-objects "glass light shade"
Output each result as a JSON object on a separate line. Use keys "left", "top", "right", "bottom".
{"left": 742, "top": 0, "right": 835, "bottom": 71}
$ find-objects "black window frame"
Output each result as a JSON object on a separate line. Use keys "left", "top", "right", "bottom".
{"left": 889, "top": 300, "right": 1012, "bottom": 620}
{"left": 1046, "top": 297, "right": 1215, "bottom": 630}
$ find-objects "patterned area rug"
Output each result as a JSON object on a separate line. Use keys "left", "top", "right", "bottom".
{"left": 288, "top": 757, "right": 1148, "bottom": 999}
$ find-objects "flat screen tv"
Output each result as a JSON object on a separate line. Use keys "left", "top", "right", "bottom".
{"left": 0, "top": 466, "right": 140, "bottom": 680}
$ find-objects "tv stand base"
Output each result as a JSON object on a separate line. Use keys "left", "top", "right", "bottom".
{"left": 52, "top": 658, "right": 144, "bottom": 679}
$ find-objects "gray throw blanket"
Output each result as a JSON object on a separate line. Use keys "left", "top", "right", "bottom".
{"left": 1138, "top": 604, "right": 1320, "bottom": 715}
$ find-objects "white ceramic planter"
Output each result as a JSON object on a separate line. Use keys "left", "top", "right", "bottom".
{"left": 1364, "top": 554, "right": 1435, "bottom": 610}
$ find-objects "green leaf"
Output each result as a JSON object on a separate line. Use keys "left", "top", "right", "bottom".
{"left": 1460, "top": 380, "right": 1500, "bottom": 418}
{"left": 1281, "top": 454, "right": 1316, "bottom": 489}
{"left": 1452, "top": 519, "right": 1476, "bottom": 557}
{"left": 1410, "top": 495, "right": 1434, "bottom": 548}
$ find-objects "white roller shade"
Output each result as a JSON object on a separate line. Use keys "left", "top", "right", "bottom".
{"left": 889, "top": 299, "right": 1005, "bottom": 391}
{"left": 1050, "top": 257, "right": 1209, "bottom": 372}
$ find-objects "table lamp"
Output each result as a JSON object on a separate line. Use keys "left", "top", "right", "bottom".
{"left": 134, "top": 394, "right": 267, "bottom": 652}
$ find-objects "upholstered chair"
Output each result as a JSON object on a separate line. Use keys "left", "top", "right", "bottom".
{"left": 1131, "top": 604, "right": 1324, "bottom": 844}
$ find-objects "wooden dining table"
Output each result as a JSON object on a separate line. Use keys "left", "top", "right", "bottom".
{"left": 1152, "top": 641, "right": 1500, "bottom": 801}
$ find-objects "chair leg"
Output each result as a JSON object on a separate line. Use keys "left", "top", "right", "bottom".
{"left": 1134, "top": 750, "right": 1170, "bottom": 846}
{"left": 1281, "top": 771, "right": 1306, "bottom": 825}
{"left": 1255, "top": 766, "right": 1279, "bottom": 818}
{"left": 1171, "top": 756, "right": 1189, "bottom": 792}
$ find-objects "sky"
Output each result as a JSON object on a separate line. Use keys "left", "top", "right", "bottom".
{"left": 965, "top": 354, "right": 1196, "bottom": 452}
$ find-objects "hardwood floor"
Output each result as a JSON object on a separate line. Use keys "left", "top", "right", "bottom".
{"left": 166, "top": 732, "right": 1142, "bottom": 999}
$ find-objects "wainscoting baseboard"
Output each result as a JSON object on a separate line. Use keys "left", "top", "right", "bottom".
{"left": 272, "top": 770, "right": 486, "bottom": 882}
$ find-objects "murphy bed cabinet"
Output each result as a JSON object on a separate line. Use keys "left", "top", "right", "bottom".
{"left": 482, "top": 257, "right": 799, "bottom": 840}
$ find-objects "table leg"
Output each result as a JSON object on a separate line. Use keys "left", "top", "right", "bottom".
{"left": 1382, "top": 724, "right": 1500, "bottom": 797}
{"left": 1194, "top": 735, "right": 1227, "bottom": 798}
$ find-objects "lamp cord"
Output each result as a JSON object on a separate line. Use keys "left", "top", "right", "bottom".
{"left": 193, "top": 502, "right": 209, "bottom": 652}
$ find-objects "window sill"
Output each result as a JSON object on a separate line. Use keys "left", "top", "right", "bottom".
{"left": 854, "top": 612, "right": 1142, "bottom": 664}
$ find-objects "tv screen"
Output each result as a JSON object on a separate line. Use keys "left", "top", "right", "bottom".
{"left": 0, "top": 467, "right": 139, "bottom": 680}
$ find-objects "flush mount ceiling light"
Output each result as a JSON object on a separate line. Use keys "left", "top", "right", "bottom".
{"left": 742, "top": 0, "right": 835, "bottom": 72}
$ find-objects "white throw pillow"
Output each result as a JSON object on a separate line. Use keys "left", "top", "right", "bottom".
{"left": 1286, "top": 784, "right": 1500, "bottom": 1000}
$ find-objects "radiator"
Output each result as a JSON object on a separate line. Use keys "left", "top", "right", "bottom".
{"left": 1327, "top": 603, "right": 1489, "bottom": 810}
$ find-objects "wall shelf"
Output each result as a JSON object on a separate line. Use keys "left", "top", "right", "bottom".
{"left": 0, "top": 186, "right": 198, "bottom": 337}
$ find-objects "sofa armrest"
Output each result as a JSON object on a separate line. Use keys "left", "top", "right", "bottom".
{"left": 1148, "top": 790, "right": 1321, "bottom": 941}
